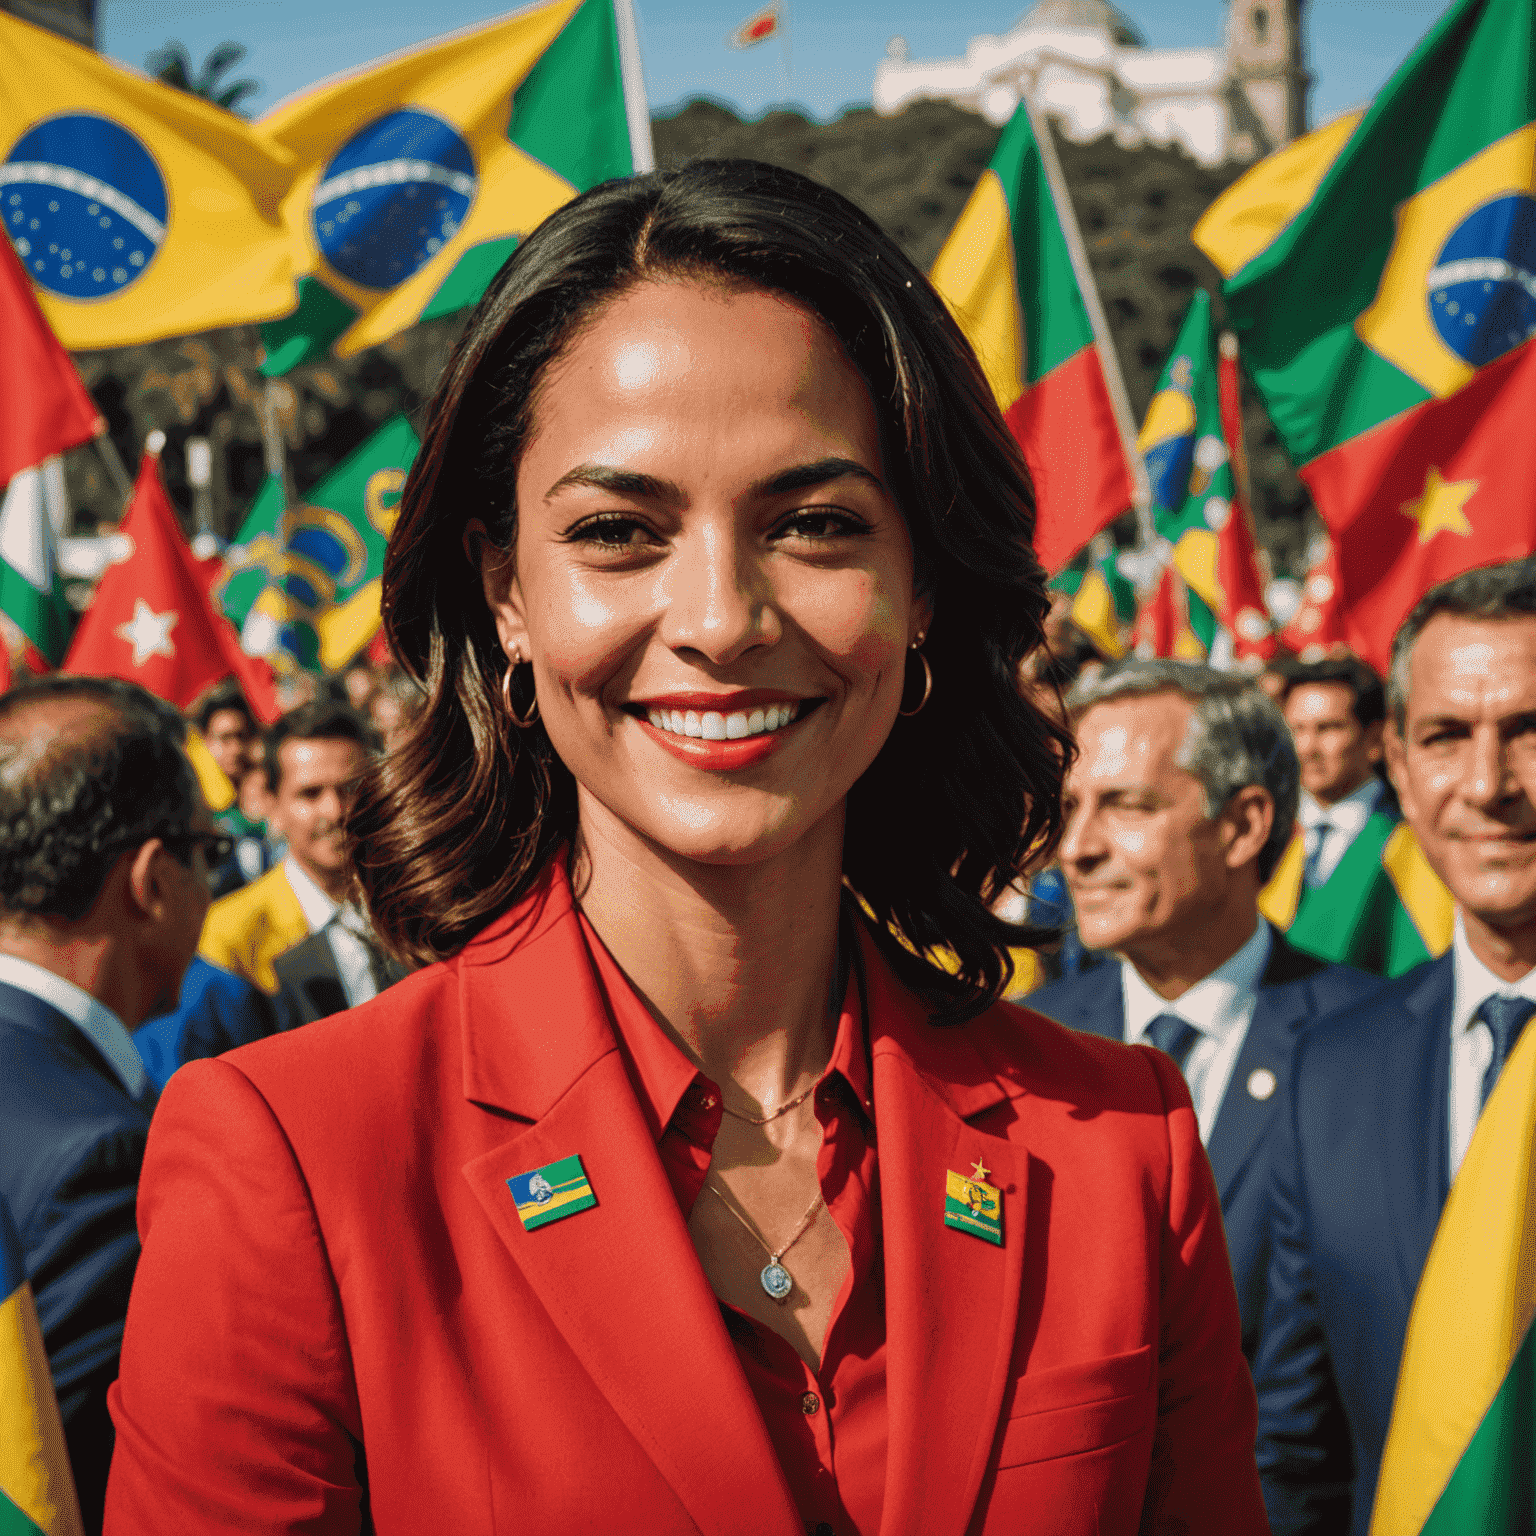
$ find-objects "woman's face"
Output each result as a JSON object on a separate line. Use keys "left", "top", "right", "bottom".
{"left": 480, "top": 278, "right": 929, "bottom": 866}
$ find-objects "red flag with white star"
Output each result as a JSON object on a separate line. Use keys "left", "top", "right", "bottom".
{"left": 63, "top": 445, "right": 279, "bottom": 718}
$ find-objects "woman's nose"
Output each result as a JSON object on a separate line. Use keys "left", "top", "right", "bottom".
{"left": 659, "top": 519, "right": 778, "bottom": 665}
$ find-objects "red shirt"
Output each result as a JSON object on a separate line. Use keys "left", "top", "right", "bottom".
{"left": 578, "top": 912, "right": 886, "bottom": 1536}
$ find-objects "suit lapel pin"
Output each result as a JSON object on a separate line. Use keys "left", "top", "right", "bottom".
{"left": 1247, "top": 1068, "right": 1277, "bottom": 1101}
{"left": 508, "top": 1154, "right": 597, "bottom": 1231}
{"left": 944, "top": 1158, "right": 1003, "bottom": 1246}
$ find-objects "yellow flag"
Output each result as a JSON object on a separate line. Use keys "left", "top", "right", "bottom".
{"left": 0, "top": 13, "right": 297, "bottom": 348}
{"left": 257, "top": 0, "right": 634, "bottom": 358}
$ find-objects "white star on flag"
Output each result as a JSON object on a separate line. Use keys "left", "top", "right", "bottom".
{"left": 114, "top": 599, "right": 178, "bottom": 667}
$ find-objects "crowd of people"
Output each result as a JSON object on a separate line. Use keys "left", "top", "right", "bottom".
{"left": 2, "top": 162, "right": 1529, "bottom": 1535}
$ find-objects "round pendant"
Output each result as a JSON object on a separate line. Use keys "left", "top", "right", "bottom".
{"left": 760, "top": 1261, "right": 793, "bottom": 1300}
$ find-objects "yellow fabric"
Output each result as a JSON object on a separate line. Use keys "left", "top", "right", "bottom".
{"left": 1069, "top": 569, "right": 1127, "bottom": 660}
{"left": 198, "top": 863, "right": 309, "bottom": 994}
{"left": 1258, "top": 829, "right": 1306, "bottom": 930}
{"left": 0, "top": 1282, "right": 84, "bottom": 1535}
{"left": 1356, "top": 122, "right": 1536, "bottom": 399}
{"left": 258, "top": 0, "right": 586, "bottom": 356}
{"left": 928, "top": 168, "right": 1027, "bottom": 413}
{"left": 1172, "top": 528, "right": 1225, "bottom": 615}
{"left": 184, "top": 731, "right": 236, "bottom": 813}
{"left": 0, "top": 13, "right": 295, "bottom": 348}
{"left": 1381, "top": 823, "right": 1455, "bottom": 958}
{"left": 1192, "top": 109, "right": 1364, "bottom": 280}
{"left": 1370, "top": 1022, "right": 1536, "bottom": 1534}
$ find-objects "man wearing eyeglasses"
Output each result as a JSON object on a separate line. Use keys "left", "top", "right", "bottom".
{"left": 0, "top": 676, "right": 213, "bottom": 1534}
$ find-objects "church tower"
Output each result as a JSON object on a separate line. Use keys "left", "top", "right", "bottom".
{"left": 1227, "top": 0, "right": 1309, "bottom": 152}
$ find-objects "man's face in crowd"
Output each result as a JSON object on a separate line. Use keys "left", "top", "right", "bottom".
{"left": 203, "top": 707, "right": 255, "bottom": 781}
{"left": 270, "top": 736, "right": 367, "bottom": 881}
{"left": 1284, "top": 681, "right": 1382, "bottom": 806}
{"left": 1059, "top": 693, "right": 1242, "bottom": 957}
{"left": 1388, "top": 614, "right": 1536, "bottom": 933}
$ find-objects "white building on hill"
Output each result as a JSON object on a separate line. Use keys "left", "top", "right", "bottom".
{"left": 873, "top": 0, "right": 1308, "bottom": 167}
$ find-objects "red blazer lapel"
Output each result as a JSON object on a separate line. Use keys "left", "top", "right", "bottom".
{"left": 456, "top": 869, "right": 802, "bottom": 1536}
{"left": 864, "top": 935, "right": 1029, "bottom": 1536}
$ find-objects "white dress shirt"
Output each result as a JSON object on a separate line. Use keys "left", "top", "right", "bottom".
{"left": 1298, "top": 777, "right": 1383, "bottom": 889}
{"left": 0, "top": 951, "right": 149, "bottom": 1101}
{"left": 1448, "top": 914, "right": 1536, "bottom": 1179}
{"left": 1120, "top": 919, "right": 1272, "bottom": 1144}
{"left": 282, "top": 856, "right": 380, "bottom": 1010}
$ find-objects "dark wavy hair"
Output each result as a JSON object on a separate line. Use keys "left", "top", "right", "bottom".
{"left": 349, "top": 159, "right": 1071, "bottom": 1021}
{"left": 0, "top": 676, "right": 198, "bottom": 920}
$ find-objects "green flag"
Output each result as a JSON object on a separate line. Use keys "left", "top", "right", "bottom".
{"left": 216, "top": 416, "right": 420, "bottom": 673}
{"left": 0, "top": 463, "right": 73, "bottom": 664}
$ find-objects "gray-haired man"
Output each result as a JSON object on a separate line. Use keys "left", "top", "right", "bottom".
{"left": 1028, "top": 660, "right": 1381, "bottom": 1360}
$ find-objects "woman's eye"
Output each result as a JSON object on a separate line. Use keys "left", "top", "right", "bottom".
{"left": 778, "top": 508, "right": 871, "bottom": 542}
{"left": 567, "top": 516, "right": 661, "bottom": 553}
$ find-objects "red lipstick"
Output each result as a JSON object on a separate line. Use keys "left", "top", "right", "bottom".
{"left": 627, "top": 690, "right": 818, "bottom": 772}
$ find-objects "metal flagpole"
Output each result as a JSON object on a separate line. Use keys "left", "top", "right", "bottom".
{"left": 612, "top": 0, "right": 656, "bottom": 173}
{"left": 92, "top": 433, "right": 135, "bottom": 509}
{"left": 1021, "top": 92, "right": 1153, "bottom": 554}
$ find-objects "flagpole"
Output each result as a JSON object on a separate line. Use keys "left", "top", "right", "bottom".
{"left": 612, "top": 0, "right": 656, "bottom": 173}
{"left": 1022, "top": 93, "right": 1153, "bottom": 552}
{"left": 93, "top": 433, "right": 134, "bottom": 508}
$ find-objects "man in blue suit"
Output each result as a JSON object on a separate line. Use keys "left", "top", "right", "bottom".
{"left": 1029, "top": 660, "right": 1380, "bottom": 1361}
{"left": 0, "top": 677, "right": 214, "bottom": 1533}
{"left": 1255, "top": 560, "right": 1536, "bottom": 1536}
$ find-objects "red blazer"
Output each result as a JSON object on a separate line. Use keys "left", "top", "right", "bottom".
{"left": 106, "top": 867, "right": 1266, "bottom": 1535}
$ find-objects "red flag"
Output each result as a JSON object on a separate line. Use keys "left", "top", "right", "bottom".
{"left": 1132, "top": 561, "right": 1205, "bottom": 660}
{"left": 63, "top": 446, "right": 280, "bottom": 720}
{"left": 728, "top": 3, "right": 780, "bottom": 47}
{"left": 1215, "top": 333, "right": 1276, "bottom": 662}
{"left": 0, "top": 236, "right": 102, "bottom": 485}
{"left": 1280, "top": 536, "right": 1349, "bottom": 659}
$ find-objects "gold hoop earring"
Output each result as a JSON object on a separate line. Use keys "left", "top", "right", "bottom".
{"left": 899, "top": 644, "right": 933, "bottom": 716}
{"left": 500, "top": 657, "right": 540, "bottom": 728}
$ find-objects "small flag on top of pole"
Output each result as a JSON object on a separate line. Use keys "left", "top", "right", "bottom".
{"left": 728, "top": 3, "right": 782, "bottom": 47}
{"left": 930, "top": 97, "right": 1145, "bottom": 575}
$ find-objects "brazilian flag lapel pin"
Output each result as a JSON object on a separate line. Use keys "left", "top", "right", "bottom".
{"left": 508, "top": 1154, "right": 597, "bottom": 1231}
{"left": 944, "top": 1158, "right": 1003, "bottom": 1246}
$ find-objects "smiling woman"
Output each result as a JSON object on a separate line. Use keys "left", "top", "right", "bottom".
{"left": 106, "top": 162, "right": 1268, "bottom": 1536}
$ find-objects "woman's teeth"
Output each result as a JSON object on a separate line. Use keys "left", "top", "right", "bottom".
{"left": 645, "top": 704, "right": 799, "bottom": 740}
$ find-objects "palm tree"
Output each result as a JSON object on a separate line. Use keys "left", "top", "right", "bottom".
{"left": 146, "top": 41, "right": 261, "bottom": 116}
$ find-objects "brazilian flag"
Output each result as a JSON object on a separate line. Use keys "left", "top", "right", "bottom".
{"left": 218, "top": 415, "right": 419, "bottom": 673}
{"left": 1051, "top": 545, "right": 1135, "bottom": 660}
{"left": 258, "top": 0, "right": 644, "bottom": 372}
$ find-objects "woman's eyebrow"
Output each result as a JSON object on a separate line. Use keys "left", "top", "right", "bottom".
{"left": 544, "top": 456, "right": 886, "bottom": 505}
{"left": 753, "top": 458, "right": 886, "bottom": 497}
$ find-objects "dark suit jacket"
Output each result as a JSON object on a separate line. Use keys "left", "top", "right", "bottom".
{"left": 133, "top": 955, "right": 281, "bottom": 1090}
{"left": 272, "top": 929, "right": 410, "bottom": 1029}
{"left": 0, "top": 978, "right": 151, "bottom": 1535}
{"left": 1252, "top": 951, "right": 1454, "bottom": 1536}
{"left": 1028, "top": 931, "right": 1381, "bottom": 1360}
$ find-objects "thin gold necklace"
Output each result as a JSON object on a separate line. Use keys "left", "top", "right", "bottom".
{"left": 718, "top": 1079, "right": 820, "bottom": 1125}
{"left": 706, "top": 1179, "right": 824, "bottom": 1302}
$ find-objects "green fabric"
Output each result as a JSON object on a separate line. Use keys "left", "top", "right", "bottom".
{"left": 0, "top": 1491, "right": 45, "bottom": 1536}
{"left": 990, "top": 108, "right": 1095, "bottom": 383}
{"left": 259, "top": 277, "right": 359, "bottom": 378}
{"left": 419, "top": 236, "right": 520, "bottom": 322}
{"left": 1288, "top": 808, "right": 1431, "bottom": 977}
{"left": 0, "top": 563, "right": 71, "bottom": 665}
{"left": 1420, "top": 1322, "right": 1536, "bottom": 1534}
{"left": 218, "top": 474, "right": 286, "bottom": 631}
{"left": 507, "top": 0, "right": 631, "bottom": 189}
{"left": 1223, "top": 0, "right": 1536, "bottom": 465}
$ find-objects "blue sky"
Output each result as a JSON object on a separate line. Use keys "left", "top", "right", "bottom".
{"left": 99, "top": 0, "right": 1449, "bottom": 128}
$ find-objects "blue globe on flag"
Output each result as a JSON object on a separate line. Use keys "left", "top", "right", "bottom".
{"left": 1428, "top": 193, "right": 1536, "bottom": 369}
{"left": 312, "top": 109, "right": 476, "bottom": 291}
{"left": 1, "top": 114, "right": 166, "bottom": 298}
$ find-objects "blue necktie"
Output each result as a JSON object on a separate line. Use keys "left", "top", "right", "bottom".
{"left": 1476, "top": 995, "right": 1536, "bottom": 1110}
{"left": 1303, "top": 817, "right": 1332, "bottom": 889}
{"left": 1145, "top": 1013, "right": 1201, "bottom": 1075}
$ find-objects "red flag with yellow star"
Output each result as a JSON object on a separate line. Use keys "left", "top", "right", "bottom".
{"left": 1194, "top": 0, "right": 1536, "bottom": 670}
